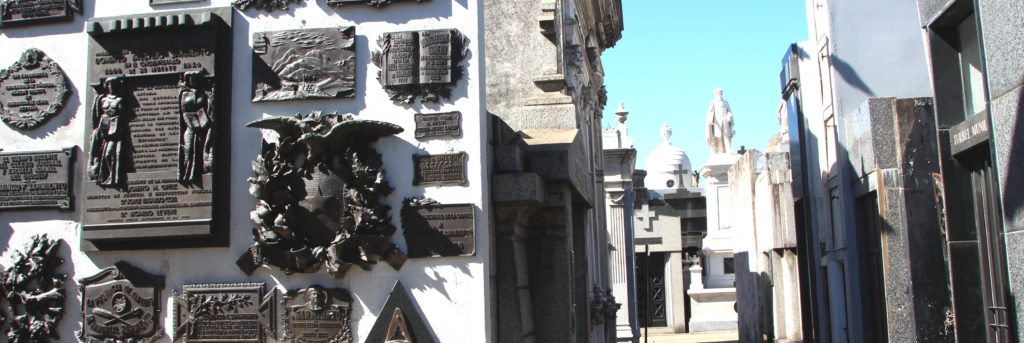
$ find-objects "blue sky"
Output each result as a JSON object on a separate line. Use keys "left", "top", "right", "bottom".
{"left": 600, "top": 1, "right": 809, "bottom": 174}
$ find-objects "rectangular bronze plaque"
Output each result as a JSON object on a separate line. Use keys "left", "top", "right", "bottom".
{"left": 174, "top": 283, "right": 275, "bottom": 343}
{"left": 402, "top": 199, "right": 474, "bottom": 257}
{"left": 412, "top": 152, "right": 466, "bottom": 186}
{"left": 281, "top": 286, "right": 352, "bottom": 343}
{"left": 417, "top": 30, "right": 453, "bottom": 84}
{"left": 324, "top": 0, "right": 429, "bottom": 7}
{"left": 251, "top": 26, "right": 356, "bottom": 102}
{"left": 383, "top": 31, "right": 417, "bottom": 86}
{"left": 0, "top": 0, "right": 81, "bottom": 27}
{"left": 151, "top": 0, "right": 202, "bottom": 4}
{"left": 82, "top": 8, "right": 233, "bottom": 250}
{"left": 0, "top": 148, "right": 74, "bottom": 210}
{"left": 413, "top": 111, "right": 461, "bottom": 139}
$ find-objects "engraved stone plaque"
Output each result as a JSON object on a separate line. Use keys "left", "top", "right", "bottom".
{"left": 412, "top": 152, "right": 466, "bottom": 186}
{"left": 372, "top": 29, "right": 467, "bottom": 103}
{"left": 0, "top": 148, "right": 74, "bottom": 210}
{"left": 325, "top": 0, "right": 428, "bottom": 8}
{"left": 365, "top": 282, "right": 436, "bottom": 343}
{"left": 401, "top": 198, "right": 474, "bottom": 257}
{"left": 281, "top": 286, "right": 352, "bottom": 343}
{"left": 414, "top": 111, "right": 460, "bottom": 139}
{"left": 79, "top": 262, "right": 165, "bottom": 343}
{"left": 252, "top": 27, "right": 355, "bottom": 102}
{"left": 0, "top": 0, "right": 81, "bottom": 27}
{"left": 0, "top": 48, "right": 71, "bottom": 130}
{"left": 174, "top": 283, "right": 276, "bottom": 343}
{"left": 82, "top": 8, "right": 233, "bottom": 250}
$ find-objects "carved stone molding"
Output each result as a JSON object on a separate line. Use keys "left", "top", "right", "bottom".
{"left": 240, "top": 111, "right": 407, "bottom": 278}
{"left": 0, "top": 49, "right": 71, "bottom": 130}
{"left": 78, "top": 262, "right": 165, "bottom": 343}
{"left": 0, "top": 235, "right": 67, "bottom": 343}
{"left": 371, "top": 29, "right": 468, "bottom": 103}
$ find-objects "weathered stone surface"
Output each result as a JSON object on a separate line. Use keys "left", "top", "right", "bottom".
{"left": 79, "top": 262, "right": 165, "bottom": 343}
{"left": 979, "top": 0, "right": 1024, "bottom": 99}
{"left": 0, "top": 49, "right": 71, "bottom": 130}
{"left": 991, "top": 88, "right": 1024, "bottom": 233}
{"left": 1006, "top": 231, "right": 1024, "bottom": 343}
{"left": 173, "top": 283, "right": 276, "bottom": 343}
{"left": 82, "top": 8, "right": 233, "bottom": 250}
{"left": 492, "top": 172, "right": 543, "bottom": 204}
{"left": 0, "top": 0, "right": 81, "bottom": 27}
{"left": 365, "top": 282, "right": 437, "bottom": 342}
{"left": 0, "top": 148, "right": 74, "bottom": 210}
{"left": 252, "top": 27, "right": 356, "bottom": 102}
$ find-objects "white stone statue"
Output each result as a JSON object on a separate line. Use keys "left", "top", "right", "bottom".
{"left": 705, "top": 88, "right": 735, "bottom": 154}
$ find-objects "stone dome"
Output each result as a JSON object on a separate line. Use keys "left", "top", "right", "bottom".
{"left": 644, "top": 122, "right": 693, "bottom": 190}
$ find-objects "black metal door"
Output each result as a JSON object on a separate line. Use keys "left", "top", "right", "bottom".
{"left": 970, "top": 159, "right": 1012, "bottom": 342}
{"left": 636, "top": 252, "right": 667, "bottom": 327}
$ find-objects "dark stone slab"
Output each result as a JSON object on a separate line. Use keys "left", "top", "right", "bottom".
{"left": 949, "top": 110, "right": 990, "bottom": 155}
{"left": 372, "top": 29, "right": 467, "bottom": 103}
{"left": 414, "top": 111, "right": 461, "bottom": 139}
{"left": 281, "top": 286, "right": 352, "bottom": 343}
{"left": 0, "top": 0, "right": 81, "bottom": 27}
{"left": 401, "top": 197, "right": 474, "bottom": 257}
{"left": 252, "top": 27, "right": 356, "bottom": 102}
{"left": 78, "top": 262, "right": 165, "bottom": 343}
{"left": 0, "top": 148, "right": 74, "bottom": 210}
{"left": 81, "top": 8, "right": 233, "bottom": 250}
{"left": 0, "top": 235, "right": 67, "bottom": 342}
{"left": 412, "top": 152, "right": 466, "bottom": 186}
{"left": 325, "top": 0, "right": 428, "bottom": 8}
{"left": 0, "top": 48, "right": 71, "bottom": 130}
{"left": 173, "top": 283, "right": 276, "bottom": 343}
{"left": 242, "top": 112, "right": 406, "bottom": 278}
{"left": 365, "top": 282, "right": 437, "bottom": 343}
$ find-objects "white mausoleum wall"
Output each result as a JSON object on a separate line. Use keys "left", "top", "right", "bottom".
{"left": 0, "top": 1, "right": 490, "bottom": 341}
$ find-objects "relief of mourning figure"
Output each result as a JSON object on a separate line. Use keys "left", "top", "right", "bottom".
{"left": 179, "top": 70, "right": 216, "bottom": 183}
{"left": 241, "top": 111, "right": 407, "bottom": 279}
{"left": 88, "top": 76, "right": 129, "bottom": 188}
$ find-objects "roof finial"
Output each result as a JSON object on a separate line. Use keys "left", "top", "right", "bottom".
{"left": 661, "top": 122, "right": 672, "bottom": 144}
{"left": 615, "top": 101, "right": 628, "bottom": 124}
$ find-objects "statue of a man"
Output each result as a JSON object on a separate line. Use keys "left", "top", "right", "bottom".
{"left": 705, "top": 88, "right": 734, "bottom": 154}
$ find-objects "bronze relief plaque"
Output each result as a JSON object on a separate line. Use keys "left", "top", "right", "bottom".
{"left": 325, "top": 0, "right": 429, "bottom": 8}
{"left": 371, "top": 29, "right": 467, "bottom": 103}
{"left": 252, "top": 27, "right": 356, "bottom": 102}
{"left": 0, "top": 0, "right": 81, "bottom": 27}
{"left": 0, "top": 48, "right": 71, "bottom": 130}
{"left": 82, "top": 8, "right": 233, "bottom": 250}
{"left": 151, "top": 0, "right": 202, "bottom": 4}
{"left": 412, "top": 152, "right": 466, "bottom": 186}
{"left": 79, "top": 262, "right": 165, "bottom": 343}
{"left": 413, "top": 111, "right": 460, "bottom": 139}
{"left": 281, "top": 286, "right": 352, "bottom": 343}
{"left": 173, "top": 283, "right": 276, "bottom": 343}
{"left": 0, "top": 235, "right": 68, "bottom": 342}
{"left": 364, "top": 282, "right": 436, "bottom": 342}
{"left": 401, "top": 198, "right": 475, "bottom": 257}
{"left": 0, "top": 148, "right": 74, "bottom": 210}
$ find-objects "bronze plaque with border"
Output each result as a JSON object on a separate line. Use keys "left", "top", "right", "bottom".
{"left": 401, "top": 198, "right": 474, "bottom": 257}
{"left": 173, "top": 283, "right": 276, "bottom": 343}
{"left": 0, "top": 148, "right": 74, "bottom": 210}
{"left": 0, "top": 0, "right": 81, "bottom": 27}
{"left": 412, "top": 152, "right": 466, "bottom": 186}
{"left": 413, "top": 111, "right": 460, "bottom": 139}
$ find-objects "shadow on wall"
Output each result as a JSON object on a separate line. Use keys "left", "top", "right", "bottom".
{"left": 831, "top": 55, "right": 875, "bottom": 99}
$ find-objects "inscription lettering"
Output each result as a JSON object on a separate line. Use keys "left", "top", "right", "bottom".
{"left": 0, "top": 149, "right": 73, "bottom": 210}
{"left": 412, "top": 152, "right": 466, "bottom": 185}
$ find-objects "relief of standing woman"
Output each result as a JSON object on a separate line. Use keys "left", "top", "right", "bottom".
{"left": 178, "top": 70, "right": 215, "bottom": 184}
{"left": 89, "top": 76, "right": 130, "bottom": 188}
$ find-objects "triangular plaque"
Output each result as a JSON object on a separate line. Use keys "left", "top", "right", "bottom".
{"left": 366, "top": 281, "right": 437, "bottom": 343}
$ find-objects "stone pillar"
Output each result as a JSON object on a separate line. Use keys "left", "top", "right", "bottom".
{"left": 667, "top": 251, "right": 687, "bottom": 333}
{"left": 689, "top": 262, "right": 704, "bottom": 291}
{"left": 494, "top": 205, "right": 538, "bottom": 343}
{"left": 602, "top": 109, "right": 639, "bottom": 342}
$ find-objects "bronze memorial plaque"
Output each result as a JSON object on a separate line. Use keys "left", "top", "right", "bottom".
{"left": 0, "top": 48, "right": 72, "bottom": 130}
{"left": 151, "top": 0, "right": 202, "bottom": 5}
{"left": 324, "top": 0, "right": 429, "bottom": 8}
{"left": 0, "top": 148, "right": 74, "bottom": 210}
{"left": 365, "top": 282, "right": 437, "bottom": 343}
{"left": 281, "top": 286, "right": 352, "bottom": 343}
{"left": 413, "top": 111, "right": 460, "bottom": 139}
{"left": 0, "top": 0, "right": 81, "bottom": 27}
{"left": 401, "top": 197, "right": 475, "bottom": 257}
{"left": 252, "top": 27, "right": 356, "bottom": 102}
{"left": 412, "top": 152, "right": 466, "bottom": 186}
{"left": 173, "top": 283, "right": 276, "bottom": 343}
{"left": 0, "top": 235, "right": 68, "bottom": 342}
{"left": 372, "top": 29, "right": 467, "bottom": 103}
{"left": 232, "top": 0, "right": 301, "bottom": 12}
{"left": 81, "top": 8, "right": 233, "bottom": 250}
{"left": 79, "top": 262, "right": 165, "bottom": 343}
